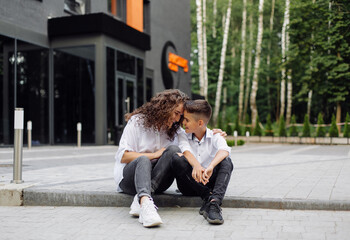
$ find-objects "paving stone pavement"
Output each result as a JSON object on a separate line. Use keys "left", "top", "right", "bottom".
{"left": 1, "top": 206, "right": 350, "bottom": 240}
{"left": 0, "top": 144, "right": 350, "bottom": 209}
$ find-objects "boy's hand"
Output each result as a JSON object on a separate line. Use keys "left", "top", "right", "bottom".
{"left": 153, "top": 148, "right": 166, "bottom": 159}
{"left": 212, "top": 128, "right": 227, "bottom": 138}
{"left": 202, "top": 166, "right": 214, "bottom": 185}
{"left": 192, "top": 164, "right": 205, "bottom": 183}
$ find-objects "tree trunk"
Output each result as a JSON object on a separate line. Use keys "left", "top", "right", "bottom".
{"left": 266, "top": 0, "right": 275, "bottom": 114}
{"left": 196, "top": 0, "right": 204, "bottom": 95}
{"left": 336, "top": 102, "right": 341, "bottom": 133}
{"left": 203, "top": 0, "right": 208, "bottom": 99}
{"left": 238, "top": 0, "right": 247, "bottom": 122}
{"left": 285, "top": 0, "right": 292, "bottom": 125}
{"left": 280, "top": 0, "right": 290, "bottom": 120}
{"left": 250, "top": 0, "right": 264, "bottom": 129}
{"left": 213, "top": 0, "right": 232, "bottom": 126}
{"left": 212, "top": 0, "right": 217, "bottom": 38}
{"left": 243, "top": 0, "right": 254, "bottom": 123}
{"left": 307, "top": 90, "right": 312, "bottom": 119}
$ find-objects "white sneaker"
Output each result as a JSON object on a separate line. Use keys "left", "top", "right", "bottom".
{"left": 138, "top": 198, "right": 163, "bottom": 227}
{"left": 129, "top": 194, "right": 141, "bottom": 217}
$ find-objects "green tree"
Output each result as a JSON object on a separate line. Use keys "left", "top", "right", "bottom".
{"left": 316, "top": 113, "right": 326, "bottom": 137}
{"left": 329, "top": 114, "right": 339, "bottom": 137}
{"left": 278, "top": 115, "right": 287, "bottom": 137}
{"left": 265, "top": 114, "right": 274, "bottom": 136}
{"left": 302, "top": 114, "right": 311, "bottom": 137}
{"left": 253, "top": 115, "right": 262, "bottom": 136}
{"left": 344, "top": 112, "right": 350, "bottom": 138}
{"left": 289, "top": 114, "right": 298, "bottom": 136}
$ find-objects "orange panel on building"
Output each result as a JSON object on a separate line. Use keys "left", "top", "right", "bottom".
{"left": 127, "top": 0, "right": 143, "bottom": 32}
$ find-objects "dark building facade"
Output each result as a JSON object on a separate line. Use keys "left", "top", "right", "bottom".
{"left": 0, "top": 0, "right": 191, "bottom": 145}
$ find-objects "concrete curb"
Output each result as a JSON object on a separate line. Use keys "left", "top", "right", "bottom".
{"left": 23, "top": 188, "right": 350, "bottom": 211}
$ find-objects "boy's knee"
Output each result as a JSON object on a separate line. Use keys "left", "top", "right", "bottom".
{"left": 220, "top": 157, "right": 234, "bottom": 172}
{"left": 171, "top": 153, "right": 188, "bottom": 170}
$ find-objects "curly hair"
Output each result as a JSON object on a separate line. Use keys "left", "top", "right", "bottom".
{"left": 125, "top": 89, "right": 189, "bottom": 140}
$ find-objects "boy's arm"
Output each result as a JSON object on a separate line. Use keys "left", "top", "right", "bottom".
{"left": 202, "top": 150, "right": 229, "bottom": 184}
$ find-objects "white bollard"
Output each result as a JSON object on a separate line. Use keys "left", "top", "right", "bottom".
{"left": 234, "top": 130, "right": 238, "bottom": 147}
{"left": 27, "top": 121, "right": 32, "bottom": 149}
{"left": 12, "top": 108, "right": 24, "bottom": 184}
{"left": 246, "top": 131, "right": 250, "bottom": 144}
{"left": 77, "top": 122, "right": 82, "bottom": 148}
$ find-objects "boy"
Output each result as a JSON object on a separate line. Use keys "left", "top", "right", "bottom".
{"left": 171, "top": 99, "right": 233, "bottom": 224}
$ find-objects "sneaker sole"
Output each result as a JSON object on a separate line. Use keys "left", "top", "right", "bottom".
{"left": 138, "top": 217, "right": 163, "bottom": 227}
{"left": 206, "top": 217, "right": 224, "bottom": 225}
{"left": 129, "top": 211, "right": 139, "bottom": 217}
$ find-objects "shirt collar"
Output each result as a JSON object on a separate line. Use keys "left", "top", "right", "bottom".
{"left": 190, "top": 128, "right": 212, "bottom": 143}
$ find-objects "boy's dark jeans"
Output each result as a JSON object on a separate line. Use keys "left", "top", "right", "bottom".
{"left": 171, "top": 154, "right": 234, "bottom": 205}
{"left": 119, "top": 145, "right": 180, "bottom": 199}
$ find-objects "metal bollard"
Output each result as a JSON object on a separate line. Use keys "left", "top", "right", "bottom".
{"left": 27, "top": 121, "right": 32, "bottom": 149}
{"left": 234, "top": 130, "right": 238, "bottom": 147}
{"left": 77, "top": 122, "right": 82, "bottom": 147}
{"left": 246, "top": 131, "right": 250, "bottom": 144}
{"left": 12, "top": 108, "right": 24, "bottom": 184}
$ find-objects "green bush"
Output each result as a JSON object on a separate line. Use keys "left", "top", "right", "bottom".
{"left": 278, "top": 115, "right": 287, "bottom": 137}
{"left": 265, "top": 114, "right": 274, "bottom": 136}
{"left": 226, "top": 139, "right": 245, "bottom": 147}
{"left": 344, "top": 112, "right": 350, "bottom": 138}
{"left": 329, "top": 114, "right": 339, "bottom": 137}
{"left": 289, "top": 115, "right": 298, "bottom": 137}
{"left": 316, "top": 113, "right": 326, "bottom": 137}
{"left": 302, "top": 114, "right": 311, "bottom": 137}
{"left": 253, "top": 115, "right": 262, "bottom": 136}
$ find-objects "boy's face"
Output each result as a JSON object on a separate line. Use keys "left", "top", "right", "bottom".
{"left": 183, "top": 111, "right": 200, "bottom": 133}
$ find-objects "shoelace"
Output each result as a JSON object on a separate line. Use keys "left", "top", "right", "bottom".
{"left": 209, "top": 201, "right": 221, "bottom": 213}
{"left": 142, "top": 198, "right": 159, "bottom": 214}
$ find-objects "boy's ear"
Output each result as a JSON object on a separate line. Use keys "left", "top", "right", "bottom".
{"left": 198, "top": 119, "right": 205, "bottom": 127}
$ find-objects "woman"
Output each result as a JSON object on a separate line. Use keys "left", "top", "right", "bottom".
{"left": 114, "top": 89, "right": 189, "bottom": 227}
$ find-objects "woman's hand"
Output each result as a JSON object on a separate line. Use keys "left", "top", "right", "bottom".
{"left": 212, "top": 128, "right": 227, "bottom": 138}
{"left": 152, "top": 147, "right": 166, "bottom": 159}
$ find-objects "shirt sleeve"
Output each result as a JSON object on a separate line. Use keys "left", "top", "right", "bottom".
{"left": 178, "top": 129, "right": 194, "bottom": 154}
{"left": 213, "top": 134, "right": 232, "bottom": 154}
{"left": 115, "top": 118, "right": 138, "bottom": 163}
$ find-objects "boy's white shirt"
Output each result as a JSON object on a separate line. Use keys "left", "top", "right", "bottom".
{"left": 114, "top": 114, "right": 178, "bottom": 192}
{"left": 178, "top": 128, "right": 232, "bottom": 168}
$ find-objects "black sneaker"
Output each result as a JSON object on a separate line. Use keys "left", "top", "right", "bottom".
{"left": 199, "top": 200, "right": 209, "bottom": 216}
{"left": 203, "top": 201, "right": 224, "bottom": 224}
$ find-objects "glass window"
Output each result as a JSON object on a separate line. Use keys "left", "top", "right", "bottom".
{"left": 117, "top": 51, "right": 135, "bottom": 75}
{"left": 137, "top": 58, "right": 144, "bottom": 107}
{"left": 0, "top": 36, "right": 15, "bottom": 145}
{"left": 0, "top": 37, "right": 49, "bottom": 145}
{"left": 146, "top": 77, "right": 153, "bottom": 102}
{"left": 106, "top": 47, "right": 115, "bottom": 143}
{"left": 54, "top": 46, "right": 95, "bottom": 144}
{"left": 108, "top": 0, "right": 126, "bottom": 22}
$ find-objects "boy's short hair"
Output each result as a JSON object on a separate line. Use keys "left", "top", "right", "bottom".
{"left": 184, "top": 100, "right": 212, "bottom": 123}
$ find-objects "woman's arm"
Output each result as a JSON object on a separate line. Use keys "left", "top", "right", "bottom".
{"left": 121, "top": 148, "right": 166, "bottom": 164}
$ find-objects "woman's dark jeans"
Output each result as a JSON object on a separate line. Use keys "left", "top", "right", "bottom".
{"left": 119, "top": 145, "right": 180, "bottom": 199}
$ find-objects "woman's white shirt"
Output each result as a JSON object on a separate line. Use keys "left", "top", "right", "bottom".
{"left": 113, "top": 114, "right": 178, "bottom": 192}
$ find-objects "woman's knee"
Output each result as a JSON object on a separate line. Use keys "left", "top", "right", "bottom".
{"left": 135, "top": 156, "right": 152, "bottom": 170}
{"left": 166, "top": 145, "right": 181, "bottom": 154}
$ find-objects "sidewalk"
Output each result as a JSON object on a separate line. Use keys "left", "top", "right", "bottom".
{"left": 1, "top": 144, "right": 350, "bottom": 210}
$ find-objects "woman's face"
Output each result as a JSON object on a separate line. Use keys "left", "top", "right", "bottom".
{"left": 167, "top": 103, "right": 184, "bottom": 129}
